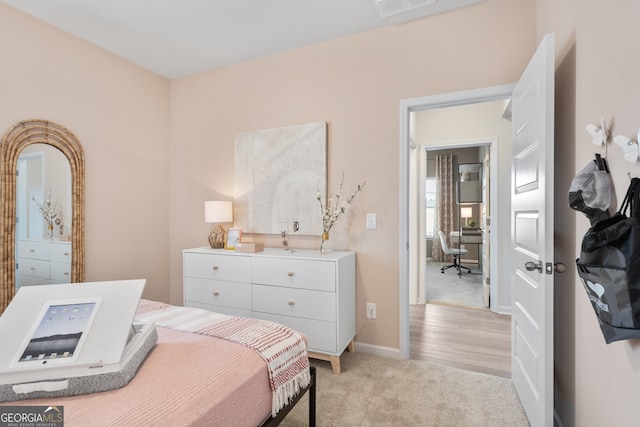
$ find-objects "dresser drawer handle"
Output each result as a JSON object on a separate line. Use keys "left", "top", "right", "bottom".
{"left": 30, "top": 267, "right": 36, "bottom": 271}
{"left": 213, "top": 291, "right": 220, "bottom": 296}
{"left": 287, "top": 299, "right": 295, "bottom": 306}
{"left": 212, "top": 266, "right": 219, "bottom": 271}
{"left": 287, "top": 272, "right": 294, "bottom": 277}
{"left": 29, "top": 249, "right": 35, "bottom": 253}
{"left": 64, "top": 272, "right": 69, "bottom": 276}
{"left": 64, "top": 252, "right": 69, "bottom": 256}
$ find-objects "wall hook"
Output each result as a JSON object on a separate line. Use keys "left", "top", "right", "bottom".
{"left": 614, "top": 128, "right": 640, "bottom": 163}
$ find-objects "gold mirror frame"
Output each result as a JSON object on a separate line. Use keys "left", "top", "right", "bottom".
{"left": 0, "top": 120, "right": 85, "bottom": 312}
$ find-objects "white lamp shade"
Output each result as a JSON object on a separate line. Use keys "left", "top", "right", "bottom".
{"left": 205, "top": 201, "right": 233, "bottom": 223}
{"left": 460, "top": 207, "right": 473, "bottom": 219}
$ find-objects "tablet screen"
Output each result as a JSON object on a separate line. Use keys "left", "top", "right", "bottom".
{"left": 18, "top": 302, "right": 98, "bottom": 364}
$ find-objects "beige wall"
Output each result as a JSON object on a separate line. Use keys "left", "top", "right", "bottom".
{"left": 0, "top": 3, "right": 172, "bottom": 303}
{"left": 169, "top": 0, "right": 537, "bottom": 351}
{"left": 539, "top": 0, "right": 640, "bottom": 425}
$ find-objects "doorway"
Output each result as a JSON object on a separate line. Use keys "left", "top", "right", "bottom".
{"left": 399, "top": 84, "right": 514, "bottom": 360}
{"left": 419, "top": 143, "right": 490, "bottom": 310}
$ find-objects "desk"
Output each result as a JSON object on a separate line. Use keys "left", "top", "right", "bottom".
{"left": 450, "top": 230, "right": 483, "bottom": 267}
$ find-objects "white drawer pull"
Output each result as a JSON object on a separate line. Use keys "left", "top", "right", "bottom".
{"left": 212, "top": 266, "right": 219, "bottom": 271}
{"left": 213, "top": 291, "right": 220, "bottom": 296}
{"left": 287, "top": 272, "right": 294, "bottom": 277}
{"left": 287, "top": 299, "right": 295, "bottom": 306}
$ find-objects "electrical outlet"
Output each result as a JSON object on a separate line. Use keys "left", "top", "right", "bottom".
{"left": 366, "top": 302, "right": 377, "bottom": 319}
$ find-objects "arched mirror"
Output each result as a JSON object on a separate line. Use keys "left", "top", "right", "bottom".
{"left": 0, "top": 120, "right": 85, "bottom": 312}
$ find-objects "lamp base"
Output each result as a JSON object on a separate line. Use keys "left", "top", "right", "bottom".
{"left": 209, "top": 223, "right": 226, "bottom": 249}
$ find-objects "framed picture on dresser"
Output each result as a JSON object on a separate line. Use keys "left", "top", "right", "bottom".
{"left": 226, "top": 228, "right": 242, "bottom": 250}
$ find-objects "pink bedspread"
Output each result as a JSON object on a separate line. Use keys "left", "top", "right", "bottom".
{"left": 0, "top": 302, "right": 311, "bottom": 427}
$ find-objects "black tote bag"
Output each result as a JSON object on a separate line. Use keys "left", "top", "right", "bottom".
{"left": 576, "top": 177, "right": 640, "bottom": 343}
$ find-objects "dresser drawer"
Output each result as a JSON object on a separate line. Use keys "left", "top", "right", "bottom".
{"left": 185, "top": 253, "right": 251, "bottom": 283}
{"left": 19, "top": 258, "right": 50, "bottom": 279}
{"left": 254, "top": 312, "right": 337, "bottom": 354}
{"left": 19, "top": 240, "right": 49, "bottom": 260}
{"left": 185, "top": 277, "right": 252, "bottom": 311}
{"left": 50, "top": 261, "right": 71, "bottom": 283}
{"left": 252, "top": 284, "right": 335, "bottom": 322}
{"left": 18, "top": 274, "right": 51, "bottom": 287}
{"left": 252, "top": 257, "right": 335, "bottom": 292}
{"left": 50, "top": 242, "right": 72, "bottom": 263}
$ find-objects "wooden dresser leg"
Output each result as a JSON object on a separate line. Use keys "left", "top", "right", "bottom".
{"left": 329, "top": 355, "right": 341, "bottom": 375}
{"left": 347, "top": 339, "right": 355, "bottom": 353}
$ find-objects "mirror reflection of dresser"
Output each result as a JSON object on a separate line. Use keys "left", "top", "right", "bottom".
{"left": 18, "top": 239, "right": 72, "bottom": 286}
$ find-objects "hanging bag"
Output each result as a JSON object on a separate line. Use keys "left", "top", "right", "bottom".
{"left": 576, "top": 177, "right": 640, "bottom": 343}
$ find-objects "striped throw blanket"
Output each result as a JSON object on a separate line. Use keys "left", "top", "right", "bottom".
{"left": 135, "top": 300, "right": 311, "bottom": 416}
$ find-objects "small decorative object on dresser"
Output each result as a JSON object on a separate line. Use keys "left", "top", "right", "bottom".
{"left": 226, "top": 228, "right": 242, "bottom": 250}
{"left": 183, "top": 247, "right": 356, "bottom": 374}
{"left": 317, "top": 172, "right": 366, "bottom": 254}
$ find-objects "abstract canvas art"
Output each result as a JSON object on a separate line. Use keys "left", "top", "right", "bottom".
{"left": 234, "top": 122, "right": 326, "bottom": 235}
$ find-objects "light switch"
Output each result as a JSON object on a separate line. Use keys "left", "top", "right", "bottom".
{"left": 366, "top": 213, "right": 377, "bottom": 229}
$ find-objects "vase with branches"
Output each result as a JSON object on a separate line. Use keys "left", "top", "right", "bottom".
{"left": 317, "top": 172, "right": 366, "bottom": 253}
{"left": 32, "top": 190, "right": 58, "bottom": 239}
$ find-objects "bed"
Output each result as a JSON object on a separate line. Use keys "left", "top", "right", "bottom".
{"left": 0, "top": 299, "right": 316, "bottom": 427}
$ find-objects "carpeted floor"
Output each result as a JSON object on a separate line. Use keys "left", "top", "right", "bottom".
{"left": 280, "top": 351, "right": 528, "bottom": 427}
{"left": 426, "top": 260, "right": 485, "bottom": 308}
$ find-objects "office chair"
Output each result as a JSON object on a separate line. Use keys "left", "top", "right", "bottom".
{"left": 438, "top": 230, "right": 471, "bottom": 277}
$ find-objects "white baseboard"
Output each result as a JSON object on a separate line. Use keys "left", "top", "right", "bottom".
{"left": 354, "top": 342, "right": 405, "bottom": 360}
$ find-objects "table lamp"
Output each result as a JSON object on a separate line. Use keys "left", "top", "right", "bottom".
{"left": 205, "top": 201, "right": 233, "bottom": 249}
{"left": 460, "top": 207, "right": 473, "bottom": 228}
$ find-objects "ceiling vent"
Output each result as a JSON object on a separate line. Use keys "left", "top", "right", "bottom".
{"left": 375, "top": 0, "right": 437, "bottom": 18}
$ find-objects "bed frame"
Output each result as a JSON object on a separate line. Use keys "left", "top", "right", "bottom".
{"left": 262, "top": 366, "right": 316, "bottom": 427}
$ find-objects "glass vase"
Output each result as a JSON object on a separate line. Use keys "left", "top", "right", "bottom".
{"left": 320, "top": 232, "right": 332, "bottom": 254}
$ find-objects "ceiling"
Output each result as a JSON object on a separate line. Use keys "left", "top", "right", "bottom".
{"left": 2, "top": 0, "right": 484, "bottom": 79}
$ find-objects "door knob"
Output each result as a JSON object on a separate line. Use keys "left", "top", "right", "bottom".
{"left": 553, "top": 262, "right": 566, "bottom": 273}
{"left": 524, "top": 260, "right": 543, "bottom": 273}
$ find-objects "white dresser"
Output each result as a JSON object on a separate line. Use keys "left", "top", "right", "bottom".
{"left": 183, "top": 247, "right": 356, "bottom": 374}
{"left": 18, "top": 239, "right": 72, "bottom": 287}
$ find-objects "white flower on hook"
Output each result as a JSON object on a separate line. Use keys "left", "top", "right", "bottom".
{"left": 586, "top": 117, "right": 609, "bottom": 146}
{"left": 613, "top": 129, "right": 640, "bottom": 163}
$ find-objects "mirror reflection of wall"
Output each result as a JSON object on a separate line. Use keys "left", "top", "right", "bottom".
{"left": 17, "top": 144, "right": 71, "bottom": 241}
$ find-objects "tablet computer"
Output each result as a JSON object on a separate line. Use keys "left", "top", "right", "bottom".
{"left": 11, "top": 298, "right": 101, "bottom": 369}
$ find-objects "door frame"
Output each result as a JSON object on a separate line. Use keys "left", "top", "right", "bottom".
{"left": 399, "top": 84, "right": 514, "bottom": 359}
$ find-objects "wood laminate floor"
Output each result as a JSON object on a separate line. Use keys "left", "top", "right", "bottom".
{"left": 410, "top": 303, "right": 512, "bottom": 378}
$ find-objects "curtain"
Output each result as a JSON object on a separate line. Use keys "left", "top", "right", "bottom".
{"left": 432, "top": 154, "right": 456, "bottom": 262}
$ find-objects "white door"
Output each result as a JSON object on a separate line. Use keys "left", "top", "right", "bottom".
{"left": 510, "top": 34, "right": 555, "bottom": 427}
